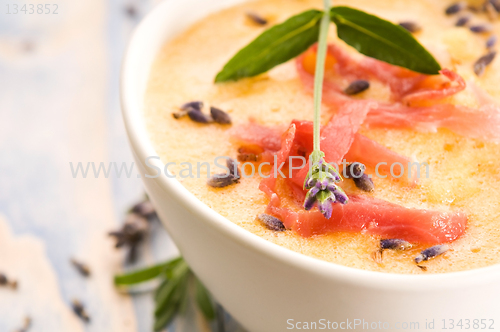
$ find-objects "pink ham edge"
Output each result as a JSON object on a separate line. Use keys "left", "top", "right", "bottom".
{"left": 365, "top": 103, "right": 500, "bottom": 142}
{"left": 297, "top": 45, "right": 500, "bottom": 143}
{"left": 261, "top": 126, "right": 466, "bottom": 243}
{"left": 401, "top": 69, "right": 466, "bottom": 104}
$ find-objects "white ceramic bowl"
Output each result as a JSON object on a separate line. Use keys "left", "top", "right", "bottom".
{"left": 121, "top": 1, "right": 500, "bottom": 331}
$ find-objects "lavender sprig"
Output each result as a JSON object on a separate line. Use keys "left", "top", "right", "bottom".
{"left": 302, "top": 1, "right": 349, "bottom": 218}
{"left": 303, "top": 151, "right": 348, "bottom": 219}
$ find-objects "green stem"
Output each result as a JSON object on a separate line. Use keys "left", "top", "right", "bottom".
{"left": 312, "top": 0, "right": 331, "bottom": 161}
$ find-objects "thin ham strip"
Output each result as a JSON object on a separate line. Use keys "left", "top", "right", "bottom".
{"left": 262, "top": 126, "right": 466, "bottom": 244}
{"left": 297, "top": 45, "right": 500, "bottom": 142}
{"left": 365, "top": 103, "right": 500, "bottom": 142}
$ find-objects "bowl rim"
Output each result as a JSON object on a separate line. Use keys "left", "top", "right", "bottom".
{"left": 120, "top": 0, "right": 500, "bottom": 290}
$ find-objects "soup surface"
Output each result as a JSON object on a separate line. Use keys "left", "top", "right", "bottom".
{"left": 144, "top": 0, "right": 500, "bottom": 274}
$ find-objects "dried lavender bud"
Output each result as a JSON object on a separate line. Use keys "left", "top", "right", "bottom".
{"left": 207, "top": 174, "right": 239, "bottom": 188}
{"left": 474, "top": 51, "right": 497, "bottom": 76}
{"left": 470, "top": 25, "right": 492, "bottom": 33}
{"left": 399, "top": 21, "right": 421, "bottom": 33}
{"left": 455, "top": 16, "right": 470, "bottom": 27}
{"left": 109, "top": 213, "right": 149, "bottom": 264}
{"left": 344, "top": 80, "right": 370, "bottom": 95}
{"left": 0, "top": 273, "right": 7, "bottom": 285}
{"left": 353, "top": 175, "right": 374, "bottom": 192}
{"left": 187, "top": 109, "right": 212, "bottom": 123}
{"left": 226, "top": 157, "right": 241, "bottom": 178}
{"left": 210, "top": 107, "right": 232, "bottom": 125}
{"left": 70, "top": 258, "right": 91, "bottom": 277}
{"left": 487, "top": 35, "right": 497, "bottom": 49}
{"left": 0, "top": 273, "right": 17, "bottom": 289}
{"left": 380, "top": 239, "right": 413, "bottom": 251}
{"left": 130, "top": 200, "right": 156, "bottom": 219}
{"left": 344, "top": 163, "right": 365, "bottom": 179}
{"left": 246, "top": 12, "right": 267, "bottom": 25}
{"left": 414, "top": 244, "right": 449, "bottom": 264}
{"left": 257, "top": 214, "right": 285, "bottom": 231}
{"left": 180, "top": 101, "right": 203, "bottom": 111}
{"left": 72, "top": 299, "right": 90, "bottom": 323}
{"left": 445, "top": 2, "right": 465, "bottom": 15}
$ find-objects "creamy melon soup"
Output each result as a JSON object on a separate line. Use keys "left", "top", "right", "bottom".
{"left": 144, "top": 0, "right": 500, "bottom": 274}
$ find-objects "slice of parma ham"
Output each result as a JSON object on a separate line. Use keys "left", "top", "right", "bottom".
{"left": 261, "top": 124, "right": 467, "bottom": 244}
{"left": 297, "top": 45, "right": 500, "bottom": 142}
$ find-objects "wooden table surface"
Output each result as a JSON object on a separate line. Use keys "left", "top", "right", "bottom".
{"left": 0, "top": 0, "right": 245, "bottom": 330}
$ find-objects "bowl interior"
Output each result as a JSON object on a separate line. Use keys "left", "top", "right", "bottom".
{"left": 121, "top": 0, "right": 500, "bottom": 289}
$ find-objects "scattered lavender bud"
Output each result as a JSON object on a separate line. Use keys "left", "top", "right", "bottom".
{"left": 470, "top": 24, "right": 492, "bottom": 33}
{"left": 246, "top": 12, "right": 267, "bottom": 25}
{"left": 399, "top": 21, "right": 421, "bottom": 33}
{"left": 207, "top": 174, "right": 239, "bottom": 188}
{"left": 109, "top": 213, "right": 149, "bottom": 264}
{"left": 380, "top": 239, "right": 413, "bottom": 251}
{"left": 72, "top": 299, "right": 90, "bottom": 323}
{"left": 70, "top": 258, "right": 91, "bottom": 277}
{"left": 474, "top": 51, "right": 497, "bottom": 76}
{"left": 257, "top": 214, "right": 285, "bottom": 231}
{"left": 487, "top": 35, "right": 497, "bottom": 49}
{"left": 445, "top": 2, "right": 465, "bottom": 15}
{"left": 187, "top": 108, "right": 212, "bottom": 124}
{"left": 414, "top": 244, "right": 449, "bottom": 264}
{"left": 0, "top": 273, "right": 18, "bottom": 289}
{"left": 130, "top": 200, "right": 157, "bottom": 219}
{"left": 180, "top": 101, "right": 203, "bottom": 111}
{"left": 210, "top": 107, "right": 232, "bottom": 125}
{"left": 207, "top": 158, "right": 241, "bottom": 188}
{"left": 455, "top": 16, "right": 470, "bottom": 27}
{"left": 417, "top": 265, "right": 428, "bottom": 271}
{"left": 0, "top": 273, "right": 7, "bottom": 285}
{"left": 226, "top": 157, "right": 241, "bottom": 178}
{"left": 353, "top": 175, "right": 374, "bottom": 192}
{"left": 344, "top": 80, "right": 370, "bottom": 95}
{"left": 373, "top": 239, "right": 413, "bottom": 264}
{"left": 343, "top": 163, "right": 374, "bottom": 192}
{"left": 343, "top": 163, "right": 365, "bottom": 179}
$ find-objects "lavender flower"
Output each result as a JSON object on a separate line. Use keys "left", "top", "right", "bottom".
{"left": 303, "top": 153, "right": 348, "bottom": 219}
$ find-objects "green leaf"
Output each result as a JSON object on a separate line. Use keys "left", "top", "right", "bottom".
{"left": 114, "top": 257, "right": 182, "bottom": 286}
{"left": 195, "top": 279, "right": 216, "bottom": 320}
{"left": 154, "top": 304, "right": 177, "bottom": 332}
{"left": 154, "top": 260, "right": 189, "bottom": 317}
{"left": 330, "top": 6, "right": 441, "bottom": 75}
{"left": 215, "top": 9, "right": 323, "bottom": 82}
{"left": 153, "top": 262, "right": 191, "bottom": 331}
